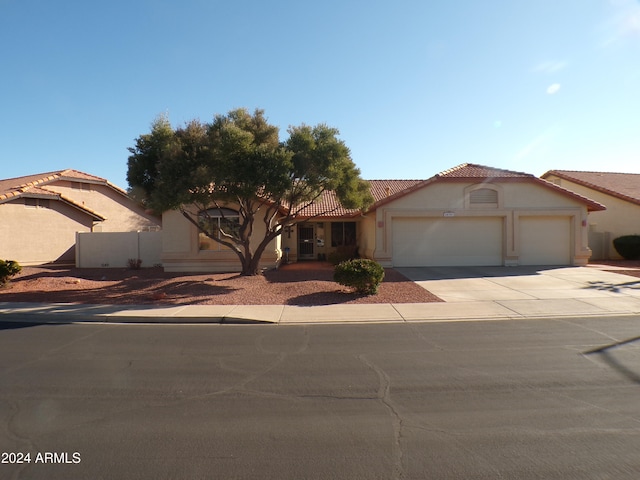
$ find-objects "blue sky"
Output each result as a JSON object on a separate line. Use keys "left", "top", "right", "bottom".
{"left": 2, "top": 0, "right": 639, "bottom": 189}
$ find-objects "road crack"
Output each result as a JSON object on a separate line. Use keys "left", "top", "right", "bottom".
{"left": 358, "top": 354, "right": 406, "bottom": 479}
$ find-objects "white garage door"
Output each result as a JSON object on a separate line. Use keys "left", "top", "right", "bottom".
{"left": 392, "top": 217, "right": 503, "bottom": 267}
{"left": 519, "top": 216, "right": 571, "bottom": 265}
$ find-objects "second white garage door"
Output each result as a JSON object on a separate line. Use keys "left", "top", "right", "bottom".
{"left": 392, "top": 217, "right": 503, "bottom": 267}
{"left": 519, "top": 216, "right": 571, "bottom": 265}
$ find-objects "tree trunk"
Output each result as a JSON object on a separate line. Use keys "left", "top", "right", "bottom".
{"left": 240, "top": 255, "right": 262, "bottom": 276}
{"left": 238, "top": 232, "right": 278, "bottom": 276}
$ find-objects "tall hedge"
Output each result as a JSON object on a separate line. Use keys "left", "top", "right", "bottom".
{"left": 613, "top": 235, "right": 640, "bottom": 260}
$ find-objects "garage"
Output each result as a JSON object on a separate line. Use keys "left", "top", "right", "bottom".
{"left": 519, "top": 216, "right": 571, "bottom": 265}
{"left": 392, "top": 217, "right": 504, "bottom": 267}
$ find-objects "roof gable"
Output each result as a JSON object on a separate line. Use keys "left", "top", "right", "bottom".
{"left": 294, "top": 163, "right": 606, "bottom": 218}
{"left": 0, "top": 169, "right": 123, "bottom": 220}
{"left": 0, "top": 169, "right": 127, "bottom": 202}
{"left": 542, "top": 170, "right": 640, "bottom": 206}
{"left": 372, "top": 164, "right": 605, "bottom": 212}
{"left": 436, "top": 163, "right": 533, "bottom": 179}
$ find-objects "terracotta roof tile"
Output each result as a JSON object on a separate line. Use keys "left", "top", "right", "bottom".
{"left": 435, "top": 164, "right": 605, "bottom": 212}
{"left": 542, "top": 170, "right": 640, "bottom": 206}
{"left": 0, "top": 169, "right": 118, "bottom": 220}
{"left": 294, "top": 180, "right": 426, "bottom": 218}
{"left": 293, "top": 163, "right": 606, "bottom": 218}
{"left": 0, "top": 169, "right": 125, "bottom": 201}
{"left": 437, "top": 163, "right": 533, "bottom": 179}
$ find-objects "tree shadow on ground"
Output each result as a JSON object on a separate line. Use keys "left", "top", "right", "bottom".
{"left": 584, "top": 279, "right": 640, "bottom": 294}
{"left": 268, "top": 264, "right": 415, "bottom": 284}
{"left": 284, "top": 290, "right": 365, "bottom": 306}
{"left": 584, "top": 336, "right": 640, "bottom": 385}
{"left": 0, "top": 278, "right": 241, "bottom": 305}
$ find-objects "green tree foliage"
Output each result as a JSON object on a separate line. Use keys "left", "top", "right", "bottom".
{"left": 126, "top": 113, "right": 174, "bottom": 203}
{"left": 127, "top": 108, "right": 373, "bottom": 275}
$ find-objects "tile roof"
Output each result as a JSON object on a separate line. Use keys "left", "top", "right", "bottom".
{"left": 294, "top": 164, "right": 605, "bottom": 218}
{"left": 294, "top": 180, "right": 426, "bottom": 218}
{"left": 0, "top": 169, "right": 127, "bottom": 201}
{"left": 0, "top": 169, "right": 125, "bottom": 202}
{"left": 0, "top": 169, "right": 118, "bottom": 219}
{"left": 542, "top": 170, "right": 640, "bottom": 206}
{"left": 435, "top": 164, "right": 605, "bottom": 212}
{"left": 436, "top": 163, "right": 533, "bottom": 179}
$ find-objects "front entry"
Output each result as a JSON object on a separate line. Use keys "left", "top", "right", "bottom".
{"left": 298, "top": 223, "right": 315, "bottom": 259}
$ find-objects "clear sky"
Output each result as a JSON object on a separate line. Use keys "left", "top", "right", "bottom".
{"left": 2, "top": 0, "right": 639, "bottom": 189}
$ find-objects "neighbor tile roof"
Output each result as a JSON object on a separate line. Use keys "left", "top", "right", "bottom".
{"left": 0, "top": 169, "right": 126, "bottom": 202}
{"left": 542, "top": 170, "right": 640, "bottom": 206}
{"left": 0, "top": 169, "right": 118, "bottom": 219}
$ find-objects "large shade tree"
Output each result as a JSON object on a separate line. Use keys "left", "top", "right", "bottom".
{"left": 127, "top": 108, "right": 373, "bottom": 275}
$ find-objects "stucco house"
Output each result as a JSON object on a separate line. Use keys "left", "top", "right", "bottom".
{"left": 161, "top": 163, "right": 605, "bottom": 272}
{"left": 0, "top": 170, "right": 161, "bottom": 265}
{"left": 541, "top": 170, "right": 640, "bottom": 260}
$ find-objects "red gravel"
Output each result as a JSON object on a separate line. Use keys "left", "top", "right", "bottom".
{"left": 590, "top": 259, "right": 640, "bottom": 280}
{"left": 0, "top": 262, "right": 442, "bottom": 306}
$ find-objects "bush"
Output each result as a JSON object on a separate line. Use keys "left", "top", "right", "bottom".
{"left": 334, "top": 258, "right": 385, "bottom": 295}
{"left": 613, "top": 235, "right": 640, "bottom": 260}
{"left": 0, "top": 260, "right": 22, "bottom": 285}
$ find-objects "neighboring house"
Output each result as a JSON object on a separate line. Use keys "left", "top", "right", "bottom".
{"left": 0, "top": 170, "right": 161, "bottom": 265}
{"left": 162, "top": 163, "right": 605, "bottom": 272}
{"left": 541, "top": 170, "right": 640, "bottom": 260}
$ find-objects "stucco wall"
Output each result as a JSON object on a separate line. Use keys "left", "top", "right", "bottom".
{"left": 76, "top": 231, "right": 162, "bottom": 268}
{"left": 161, "top": 208, "right": 281, "bottom": 272}
{"left": 359, "top": 214, "right": 376, "bottom": 260}
{"left": 370, "top": 180, "right": 590, "bottom": 267}
{"left": 47, "top": 180, "right": 160, "bottom": 232}
{"left": 544, "top": 175, "right": 639, "bottom": 259}
{"left": 0, "top": 198, "right": 93, "bottom": 265}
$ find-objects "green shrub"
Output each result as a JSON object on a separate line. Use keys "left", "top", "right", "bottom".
{"left": 613, "top": 235, "right": 640, "bottom": 260}
{"left": 334, "top": 258, "right": 385, "bottom": 295}
{"left": 0, "top": 260, "right": 22, "bottom": 285}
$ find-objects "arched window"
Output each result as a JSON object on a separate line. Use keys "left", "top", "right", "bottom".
{"left": 198, "top": 208, "right": 240, "bottom": 251}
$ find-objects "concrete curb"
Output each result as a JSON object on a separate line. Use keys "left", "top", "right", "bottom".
{"left": 1, "top": 300, "right": 639, "bottom": 326}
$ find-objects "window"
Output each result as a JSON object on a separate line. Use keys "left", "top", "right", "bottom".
{"left": 331, "top": 222, "right": 356, "bottom": 247}
{"left": 198, "top": 208, "right": 240, "bottom": 250}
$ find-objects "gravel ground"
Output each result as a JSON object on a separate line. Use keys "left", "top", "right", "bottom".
{"left": 0, "top": 262, "right": 443, "bottom": 306}
{"left": 591, "top": 259, "right": 640, "bottom": 280}
{"left": 4, "top": 260, "right": 637, "bottom": 307}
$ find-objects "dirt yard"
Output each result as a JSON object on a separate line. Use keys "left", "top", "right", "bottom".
{"left": 0, "top": 262, "right": 443, "bottom": 306}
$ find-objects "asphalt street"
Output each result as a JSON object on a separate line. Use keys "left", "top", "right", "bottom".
{"left": 1, "top": 317, "right": 640, "bottom": 479}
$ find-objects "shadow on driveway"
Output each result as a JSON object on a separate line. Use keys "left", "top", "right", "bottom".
{"left": 397, "top": 265, "right": 563, "bottom": 281}
{"left": 584, "top": 279, "right": 640, "bottom": 294}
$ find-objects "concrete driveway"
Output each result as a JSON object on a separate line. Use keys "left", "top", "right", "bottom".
{"left": 397, "top": 265, "right": 640, "bottom": 317}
